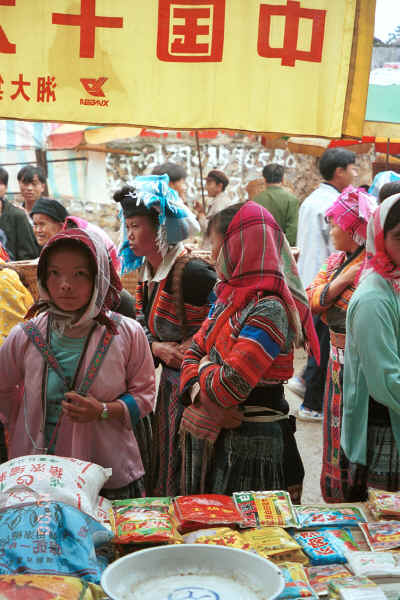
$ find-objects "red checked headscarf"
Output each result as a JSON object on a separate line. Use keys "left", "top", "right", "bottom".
{"left": 26, "top": 228, "right": 122, "bottom": 334}
{"left": 212, "top": 201, "right": 319, "bottom": 360}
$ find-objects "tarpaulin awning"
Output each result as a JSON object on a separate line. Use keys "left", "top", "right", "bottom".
{"left": 0, "top": 0, "right": 374, "bottom": 138}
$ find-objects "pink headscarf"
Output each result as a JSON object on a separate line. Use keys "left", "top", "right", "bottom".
{"left": 325, "top": 186, "right": 376, "bottom": 246}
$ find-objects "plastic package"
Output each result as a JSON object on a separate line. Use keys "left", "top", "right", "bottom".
{"left": 359, "top": 521, "right": 400, "bottom": 552}
{"left": 173, "top": 494, "right": 243, "bottom": 533}
{"left": 306, "top": 564, "right": 352, "bottom": 596}
{"left": 295, "top": 505, "right": 367, "bottom": 529}
{"left": 292, "top": 530, "right": 347, "bottom": 565}
{"left": 346, "top": 551, "right": 400, "bottom": 578}
{"left": 277, "top": 562, "right": 318, "bottom": 598}
{"left": 233, "top": 490, "right": 299, "bottom": 528}
{"left": 0, "top": 575, "right": 106, "bottom": 599}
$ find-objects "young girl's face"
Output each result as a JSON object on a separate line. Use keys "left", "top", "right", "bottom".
{"left": 46, "top": 247, "right": 94, "bottom": 312}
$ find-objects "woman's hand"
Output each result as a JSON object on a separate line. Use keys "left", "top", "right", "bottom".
{"left": 199, "top": 392, "right": 243, "bottom": 429}
{"left": 62, "top": 391, "right": 103, "bottom": 423}
{"left": 337, "top": 263, "right": 361, "bottom": 287}
{"left": 152, "top": 341, "right": 185, "bottom": 369}
{"left": 179, "top": 337, "right": 193, "bottom": 354}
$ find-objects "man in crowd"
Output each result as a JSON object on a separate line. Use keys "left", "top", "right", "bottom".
{"left": 288, "top": 147, "right": 357, "bottom": 421}
{"left": 17, "top": 165, "right": 47, "bottom": 215}
{"left": 253, "top": 163, "right": 299, "bottom": 246}
{"left": 0, "top": 167, "right": 39, "bottom": 260}
{"left": 204, "top": 169, "right": 234, "bottom": 219}
{"left": 152, "top": 162, "right": 187, "bottom": 200}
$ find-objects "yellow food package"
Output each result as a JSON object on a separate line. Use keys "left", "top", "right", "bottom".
{"left": 243, "top": 527, "right": 309, "bottom": 565}
{"left": 183, "top": 527, "right": 254, "bottom": 552}
{"left": 0, "top": 574, "right": 105, "bottom": 599}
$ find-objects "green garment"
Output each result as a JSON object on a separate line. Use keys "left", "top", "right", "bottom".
{"left": 253, "top": 185, "right": 299, "bottom": 246}
{"left": 45, "top": 331, "right": 86, "bottom": 451}
{"left": 342, "top": 272, "right": 400, "bottom": 465}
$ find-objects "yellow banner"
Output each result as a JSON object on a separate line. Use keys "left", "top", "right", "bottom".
{"left": 0, "top": 0, "right": 374, "bottom": 137}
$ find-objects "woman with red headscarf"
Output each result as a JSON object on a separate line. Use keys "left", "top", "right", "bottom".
{"left": 179, "top": 201, "right": 319, "bottom": 502}
{"left": 306, "top": 186, "right": 376, "bottom": 502}
{"left": 0, "top": 228, "right": 156, "bottom": 498}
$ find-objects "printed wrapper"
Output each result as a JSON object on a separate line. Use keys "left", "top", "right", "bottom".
{"left": 233, "top": 490, "right": 299, "bottom": 528}
{"left": 368, "top": 488, "right": 400, "bottom": 520}
{"left": 183, "top": 527, "right": 255, "bottom": 552}
{"left": 173, "top": 494, "right": 244, "bottom": 533}
{"left": 0, "top": 575, "right": 106, "bottom": 600}
{"left": 278, "top": 561, "right": 318, "bottom": 598}
{"left": 306, "top": 564, "right": 352, "bottom": 596}
{"left": 295, "top": 505, "right": 367, "bottom": 529}
{"left": 346, "top": 551, "right": 400, "bottom": 578}
{"left": 292, "top": 530, "right": 347, "bottom": 566}
{"left": 359, "top": 521, "right": 400, "bottom": 552}
{"left": 243, "top": 526, "right": 308, "bottom": 564}
{"left": 327, "top": 576, "right": 386, "bottom": 600}
{"left": 110, "top": 497, "right": 182, "bottom": 544}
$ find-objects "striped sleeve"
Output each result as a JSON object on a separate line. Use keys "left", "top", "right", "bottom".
{"left": 306, "top": 262, "right": 332, "bottom": 313}
{"left": 199, "top": 297, "right": 289, "bottom": 408}
{"left": 179, "top": 320, "right": 208, "bottom": 396}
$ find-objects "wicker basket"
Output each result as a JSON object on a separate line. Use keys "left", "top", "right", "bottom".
{"left": 0, "top": 260, "right": 39, "bottom": 301}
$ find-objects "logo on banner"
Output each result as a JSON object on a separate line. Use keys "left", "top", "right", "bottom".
{"left": 80, "top": 77, "right": 109, "bottom": 107}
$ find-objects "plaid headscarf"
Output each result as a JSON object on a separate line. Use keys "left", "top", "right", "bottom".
{"left": 211, "top": 201, "right": 319, "bottom": 359}
{"left": 325, "top": 186, "right": 376, "bottom": 245}
{"left": 363, "top": 193, "right": 400, "bottom": 293}
{"left": 118, "top": 174, "right": 200, "bottom": 274}
{"left": 26, "top": 228, "right": 122, "bottom": 334}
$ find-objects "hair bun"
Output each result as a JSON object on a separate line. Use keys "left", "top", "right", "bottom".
{"left": 113, "top": 185, "right": 136, "bottom": 204}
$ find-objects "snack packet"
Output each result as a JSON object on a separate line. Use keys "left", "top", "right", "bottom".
{"left": 328, "top": 576, "right": 386, "bottom": 599}
{"left": 306, "top": 564, "right": 352, "bottom": 596}
{"left": 277, "top": 562, "right": 318, "bottom": 598}
{"left": 295, "top": 506, "right": 367, "bottom": 529}
{"left": 173, "top": 494, "right": 243, "bottom": 533}
{"left": 110, "top": 497, "right": 182, "bottom": 544}
{"left": 292, "top": 530, "right": 347, "bottom": 565}
{"left": 359, "top": 521, "right": 400, "bottom": 552}
{"left": 346, "top": 551, "right": 400, "bottom": 578}
{"left": 183, "top": 527, "right": 254, "bottom": 551}
{"left": 233, "top": 490, "right": 299, "bottom": 528}
{"left": 243, "top": 527, "right": 308, "bottom": 564}
{"left": 368, "top": 488, "right": 400, "bottom": 520}
{"left": 319, "top": 528, "right": 361, "bottom": 554}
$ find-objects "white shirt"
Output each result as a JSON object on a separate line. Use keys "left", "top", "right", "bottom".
{"left": 207, "top": 192, "right": 236, "bottom": 219}
{"left": 296, "top": 183, "right": 339, "bottom": 288}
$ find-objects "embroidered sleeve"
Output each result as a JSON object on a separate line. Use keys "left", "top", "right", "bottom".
{"left": 198, "top": 298, "right": 288, "bottom": 408}
{"left": 179, "top": 319, "right": 209, "bottom": 397}
{"left": 306, "top": 262, "right": 334, "bottom": 311}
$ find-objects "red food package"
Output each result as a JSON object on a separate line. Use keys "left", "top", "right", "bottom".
{"left": 173, "top": 495, "right": 244, "bottom": 533}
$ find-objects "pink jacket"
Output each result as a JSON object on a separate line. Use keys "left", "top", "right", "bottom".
{"left": 0, "top": 313, "right": 156, "bottom": 488}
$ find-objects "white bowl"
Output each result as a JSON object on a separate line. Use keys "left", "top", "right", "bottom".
{"left": 101, "top": 543, "right": 285, "bottom": 600}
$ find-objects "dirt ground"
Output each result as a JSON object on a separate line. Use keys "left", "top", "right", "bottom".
{"left": 286, "top": 348, "right": 324, "bottom": 504}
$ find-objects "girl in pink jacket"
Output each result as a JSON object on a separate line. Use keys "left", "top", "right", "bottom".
{"left": 0, "top": 228, "right": 156, "bottom": 498}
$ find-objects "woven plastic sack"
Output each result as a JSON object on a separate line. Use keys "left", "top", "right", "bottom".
{"left": 0, "top": 501, "right": 112, "bottom": 584}
{"left": 0, "top": 455, "right": 111, "bottom": 518}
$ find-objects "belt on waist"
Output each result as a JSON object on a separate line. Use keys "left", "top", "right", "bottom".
{"left": 330, "top": 331, "right": 346, "bottom": 350}
{"left": 242, "top": 405, "right": 289, "bottom": 423}
{"left": 330, "top": 344, "right": 345, "bottom": 365}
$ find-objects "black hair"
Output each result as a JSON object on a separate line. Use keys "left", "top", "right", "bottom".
{"left": 318, "top": 148, "right": 356, "bottom": 181}
{"left": 206, "top": 170, "right": 229, "bottom": 191}
{"left": 17, "top": 165, "right": 46, "bottom": 184}
{"left": 207, "top": 202, "right": 244, "bottom": 237}
{"left": 151, "top": 162, "right": 187, "bottom": 182}
{"left": 384, "top": 198, "right": 400, "bottom": 236}
{"left": 39, "top": 238, "right": 97, "bottom": 290}
{"left": 0, "top": 167, "right": 9, "bottom": 187}
{"left": 379, "top": 182, "right": 400, "bottom": 205}
{"left": 113, "top": 185, "right": 159, "bottom": 231}
{"left": 262, "top": 163, "right": 284, "bottom": 183}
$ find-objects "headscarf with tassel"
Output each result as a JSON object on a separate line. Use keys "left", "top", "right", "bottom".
{"left": 26, "top": 228, "right": 122, "bottom": 335}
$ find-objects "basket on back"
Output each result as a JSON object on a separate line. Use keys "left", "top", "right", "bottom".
{"left": 0, "top": 260, "right": 39, "bottom": 302}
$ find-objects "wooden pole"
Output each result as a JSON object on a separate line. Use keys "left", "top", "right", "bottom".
{"left": 195, "top": 131, "right": 206, "bottom": 212}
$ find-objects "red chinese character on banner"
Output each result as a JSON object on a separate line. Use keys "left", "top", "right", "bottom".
{"left": 157, "top": 0, "right": 225, "bottom": 62}
{"left": 37, "top": 76, "right": 56, "bottom": 103}
{"left": 0, "top": 0, "right": 16, "bottom": 54}
{"left": 10, "top": 73, "right": 31, "bottom": 101}
{"left": 52, "top": 0, "right": 123, "bottom": 58}
{"left": 258, "top": 0, "right": 326, "bottom": 67}
{"left": 0, "top": 76, "right": 4, "bottom": 99}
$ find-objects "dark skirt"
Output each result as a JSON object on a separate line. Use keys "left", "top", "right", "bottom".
{"left": 133, "top": 415, "right": 153, "bottom": 494}
{"left": 181, "top": 416, "right": 304, "bottom": 504}
{"left": 320, "top": 357, "right": 348, "bottom": 502}
{"left": 101, "top": 475, "right": 146, "bottom": 500}
{"left": 151, "top": 366, "right": 184, "bottom": 497}
{"left": 341, "top": 421, "right": 400, "bottom": 502}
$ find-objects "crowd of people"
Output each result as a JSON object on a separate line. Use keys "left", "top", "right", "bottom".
{"left": 0, "top": 152, "right": 399, "bottom": 504}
